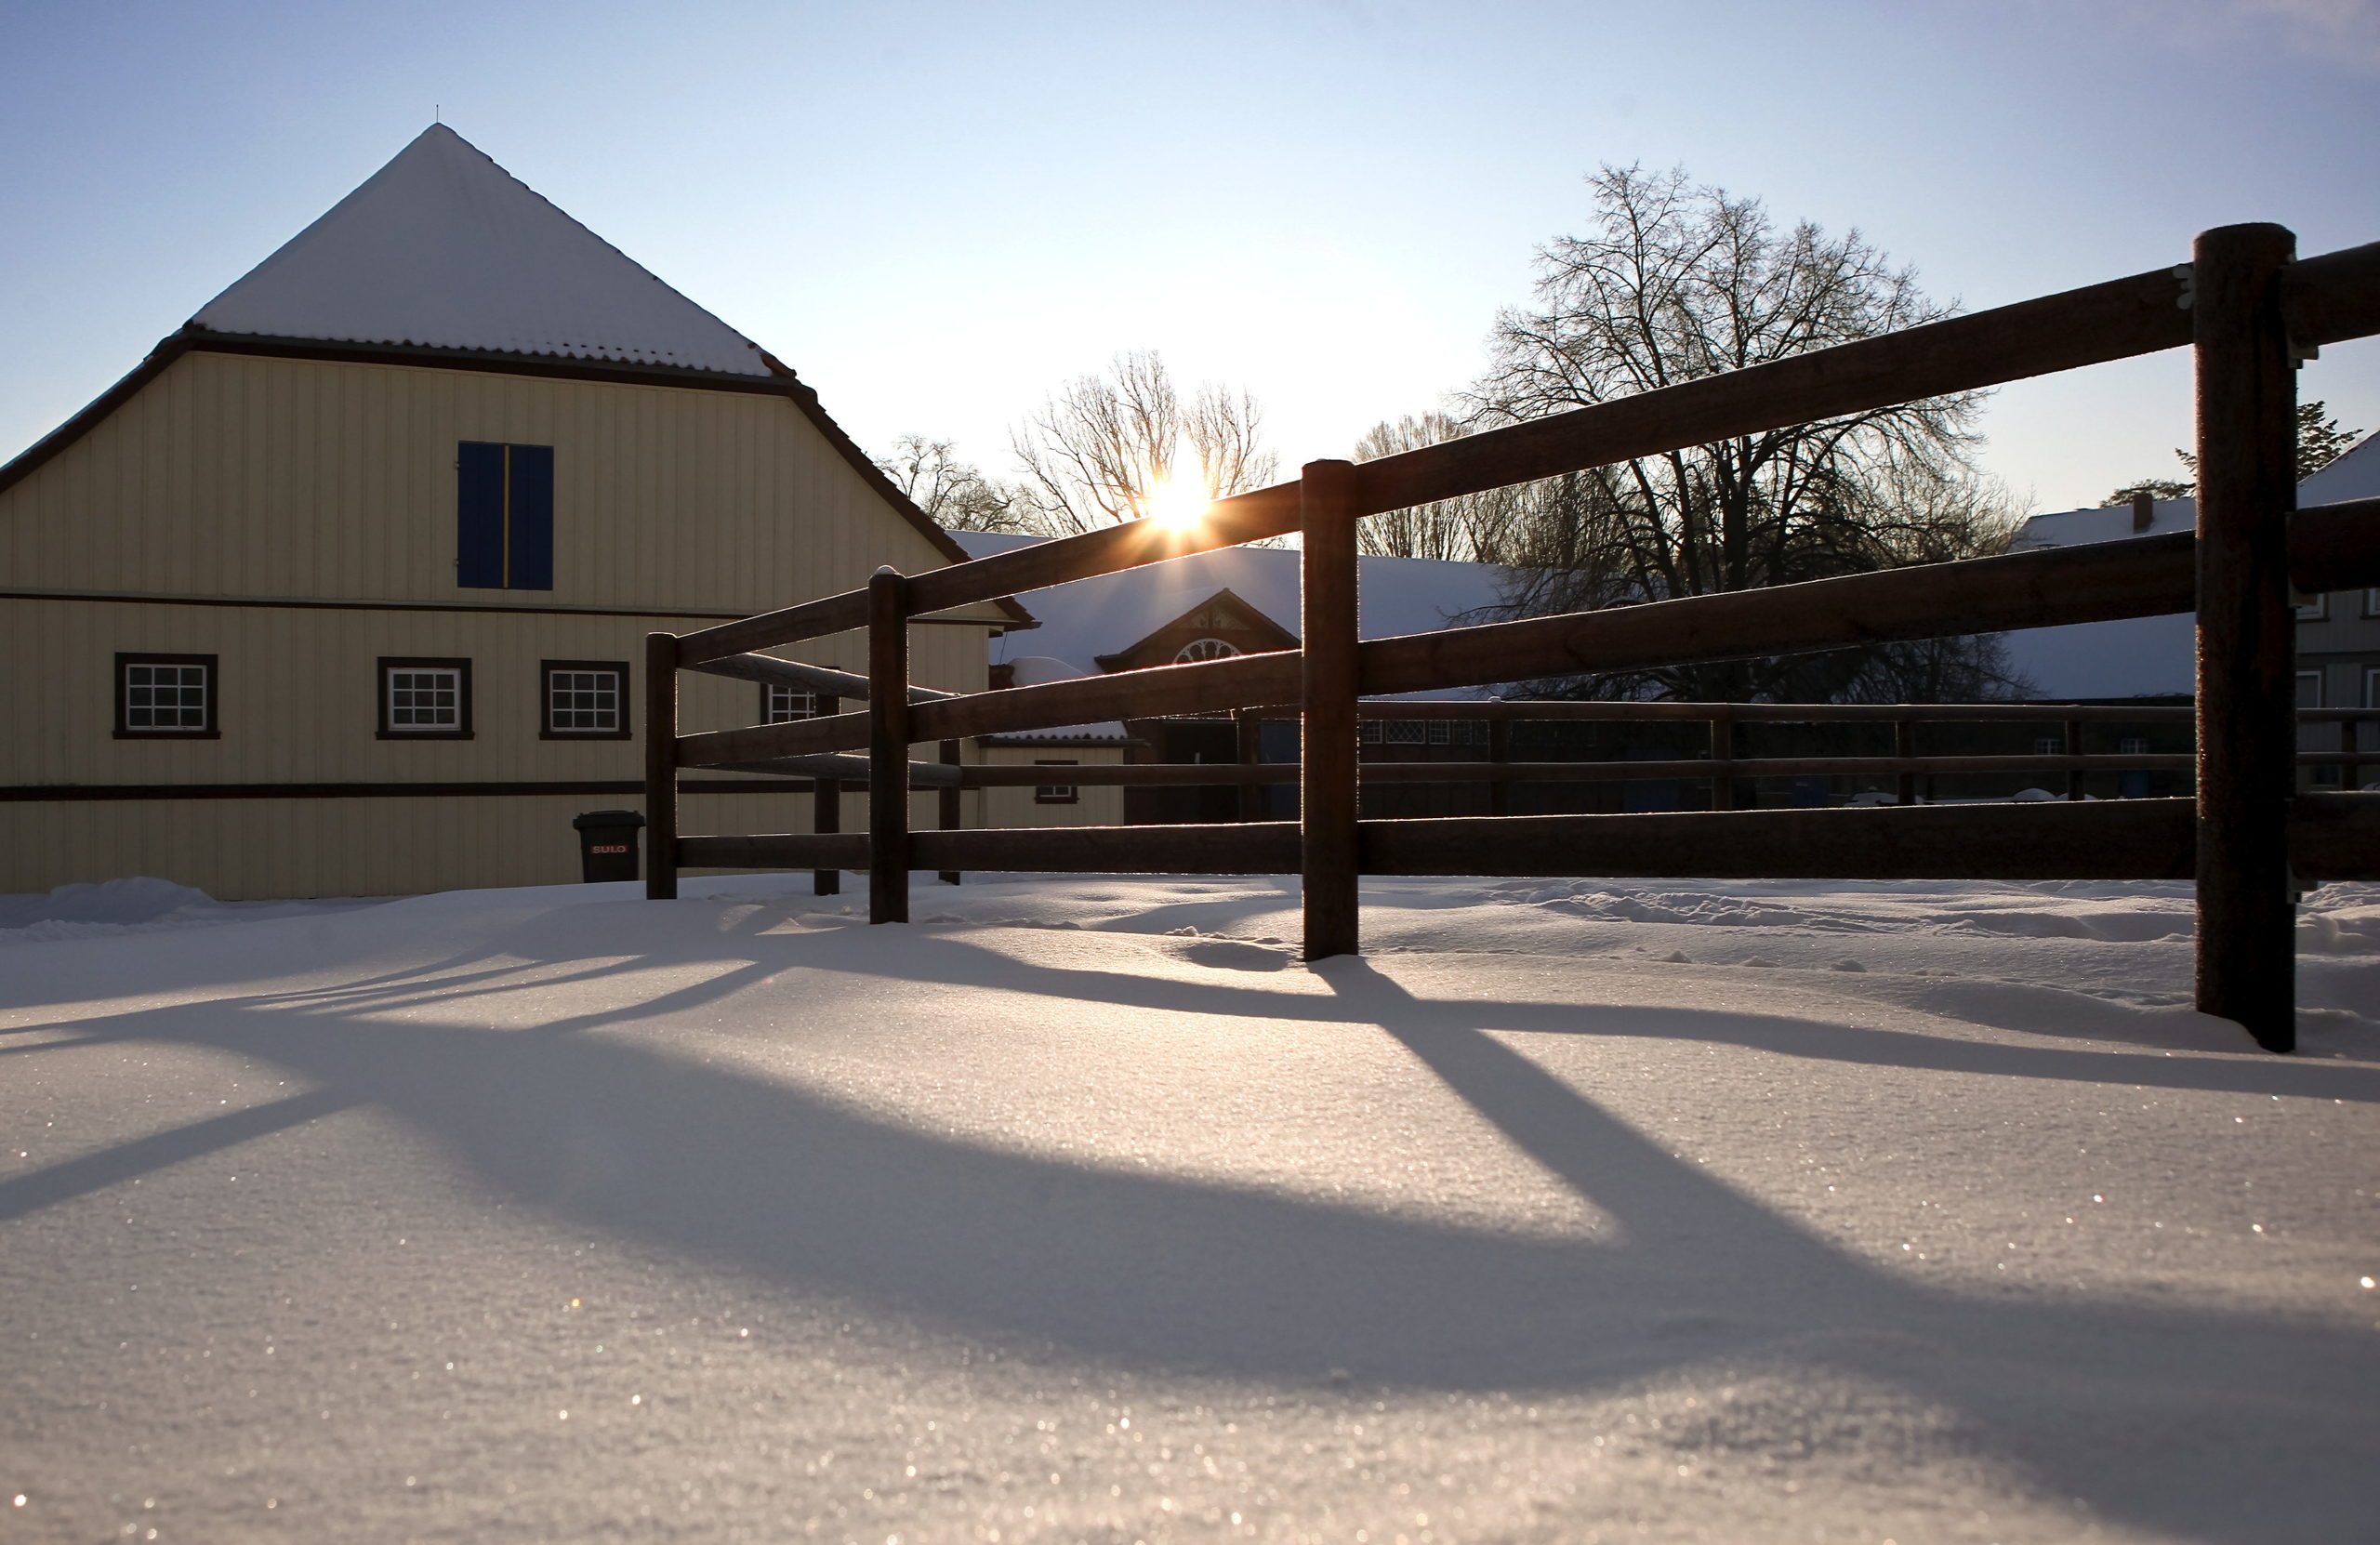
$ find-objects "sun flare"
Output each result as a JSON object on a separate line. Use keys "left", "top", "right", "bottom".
{"left": 1144, "top": 477, "right": 1212, "bottom": 531}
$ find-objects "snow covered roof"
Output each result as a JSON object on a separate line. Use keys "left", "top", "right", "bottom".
{"left": 1995, "top": 436, "right": 2380, "bottom": 702}
{"left": 2299, "top": 429, "right": 2380, "bottom": 504}
{"left": 189, "top": 125, "right": 773, "bottom": 377}
{"left": 954, "top": 532, "right": 1517, "bottom": 699}
{"left": 978, "top": 723, "right": 1136, "bottom": 746}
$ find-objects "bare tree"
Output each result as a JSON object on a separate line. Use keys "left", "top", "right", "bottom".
{"left": 1350, "top": 413, "right": 1525, "bottom": 561}
{"left": 872, "top": 435, "right": 1030, "bottom": 534}
{"left": 1010, "top": 350, "right": 1280, "bottom": 535}
{"left": 1467, "top": 164, "right": 2026, "bottom": 702}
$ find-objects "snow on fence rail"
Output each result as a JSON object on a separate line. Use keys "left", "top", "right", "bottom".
{"left": 646, "top": 223, "right": 2380, "bottom": 1052}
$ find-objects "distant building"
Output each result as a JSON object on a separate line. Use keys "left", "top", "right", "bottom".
{"left": 2007, "top": 434, "right": 2380, "bottom": 787}
{"left": 1, "top": 126, "right": 1023, "bottom": 901}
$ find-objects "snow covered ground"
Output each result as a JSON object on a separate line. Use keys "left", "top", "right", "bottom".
{"left": 2, "top": 871, "right": 2375, "bottom": 1543}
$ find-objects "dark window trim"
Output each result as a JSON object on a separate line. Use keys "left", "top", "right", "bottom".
{"left": 1034, "top": 758, "right": 1080, "bottom": 805}
{"left": 377, "top": 656, "right": 474, "bottom": 740}
{"left": 540, "top": 659, "right": 632, "bottom": 740}
{"left": 114, "top": 652, "right": 219, "bottom": 739}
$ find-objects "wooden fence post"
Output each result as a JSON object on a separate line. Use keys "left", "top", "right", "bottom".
{"left": 1895, "top": 719, "right": 1917, "bottom": 807}
{"left": 643, "top": 631, "right": 679, "bottom": 901}
{"left": 813, "top": 693, "right": 840, "bottom": 896}
{"left": 1236, "top": 708, "right": 1264, "bottom": 822}
{"left": 1709, "top": 713, "right": 1735, "bottom": 810}
{"left": 1301, "top": 459, "right": 1361, "bottom": 961}
{"left": 2065, "top": 716, "right": 2085, "bottom": 800}
{"left": 1488, "top": 714, "right": 1513, "bottom": 816}
{"left": 938, "top": 738, "right": 963, "bottom": 884}
{"left": 2192, "top": 222, "right": 2298, "bottom": 1052}
{"left": 868, "top": 567, "right": 911, "bottom": 925}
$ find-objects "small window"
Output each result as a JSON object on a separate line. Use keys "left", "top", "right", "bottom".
{"left": 1173, "top": 638, "right": 1238, "bottom": 664}
{"left": 115, "top": 654, "right": 218, "bottom": 738}
{"left": 1359, "top": 720, "right": 1383, "bottom": 745}
{"left": 2294, "top": 591, "right": 2327, "bottom": 623}
{"left": 763, "top": 684, "right": 819, "bottom": 723}
{"left": 456, "top": 442, "right": 554, "bottom": 590}
{"left": 2295, "top": 670, "right": 2323, "bottom": 710}
{"left": 2119, "top": 736, "right": 2149, "bottom": 756}
{"left": 1034, "top": 759, "right": 1079, "bottom": 804}
{"left": 1385, "top": 720, "right": 1426, "bottom": 745}
{"left": 379, "top": 657, "right": 472, "bottom": 738}
{"left": 2365, "top": 588, "right": 2379, "bottom": 618}
{"left": 541, "top": 660, "right": 629, "bottom": 739}
{"left": 2034, "top": 736, "right": 2065, "bottom": 756}
{"left": 1425, "top": 720, "right": 1452, "bottom": 746}
{"left": 2366, "top": 667, "right": 2380, "bottom": 710}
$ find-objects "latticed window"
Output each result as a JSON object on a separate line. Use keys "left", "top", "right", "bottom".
{"left": 1174, "top": 638, "right": 1238, "bottom": 664}
{"left": 379, "top": 658, "right": 471, "bottom": 738}
{"left": 391, "top": 670, "right": 461, "bottom": 729}
{"left": 117, "top": 655, "right": 214, "bottom": 735}
{"left": 764, "top": 685, "right": 818, "bottom": 723}
{"left": 542, "top": 663, "right": 626, "bottom": 736}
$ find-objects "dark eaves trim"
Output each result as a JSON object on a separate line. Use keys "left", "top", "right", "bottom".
{"left": 0, "top": 587, "right": 1002, "bottom": 626}
{"left": 0, "top": 779, "right": 832, "bottom": 803}
{"left": 0, "top": 328, "right": 1037, "bottom": 630}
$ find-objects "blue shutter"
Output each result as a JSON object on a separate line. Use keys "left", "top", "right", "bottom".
{"left": 456, "top": 442, "right": 506, "bottom": 588}
{"left": 507, "top": 444, "right": 554, "bottom": 590}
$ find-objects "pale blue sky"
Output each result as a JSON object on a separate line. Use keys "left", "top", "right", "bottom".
{"left": 4, "top": 0, "right": 2375, "bottom": 515}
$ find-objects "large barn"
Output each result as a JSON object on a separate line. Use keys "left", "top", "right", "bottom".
{"left": 0, "top": 125, "right": 1024, "bottom": 901}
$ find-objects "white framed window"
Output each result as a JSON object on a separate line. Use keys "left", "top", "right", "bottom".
{"left": 2366, "top": 667, "right": 2380, "bottom": 709}
{"left": 2119, "top": 736, "right": 2149, "bottom": 756}
{"left": 763, "top": 684, "right": 819, "bottom": 723}
{"left": 1173, "top": 638, "right": 1238, "bottom": 664}
{"left": 2365, "top": 588, "right": 2379, "bottom": 618}
{"left": 1426, "top": 720, "right": 1453, "bottom": 746}
{"left": 2296, "top": 670, "right": 2323, "bottom": 709}
{"left": 2295, "top": 592, "right": 2329, "bottom": 622}
{"left": 542, "top": 660, "right": 628, "bottom": 738}
{"left": 1385, "top": 720, "right": 1426, "bottom": 745}
{"left": 1034, "top": 759, "right": 1079, "bottom": 804}
{"left": 379, "top": 657, "right": 470, "bottom": 738}
{"left": 116, "top": 654, "right": 216, "bottom": 738}
{"left": 2034, "top": 735, "right": 2065, "bottom": 756}
{"left": 1359, "top": 720, "right": 1383, "bottom": 744}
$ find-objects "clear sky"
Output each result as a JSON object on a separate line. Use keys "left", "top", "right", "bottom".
{"left": 4, "top": 0, "right": 2375, "bottom": 515}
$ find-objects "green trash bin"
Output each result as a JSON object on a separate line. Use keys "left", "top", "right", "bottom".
{"left": 572, "top": 810, "right": 644, "bottom": 883}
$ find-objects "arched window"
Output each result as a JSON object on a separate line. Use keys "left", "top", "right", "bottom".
{"left": 1174, "top": 638, "right": 1239, "bottom": 664}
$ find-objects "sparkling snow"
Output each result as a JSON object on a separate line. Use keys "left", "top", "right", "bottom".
{"left": 3, "top": 872, "right": 2375, "bottom": 1542}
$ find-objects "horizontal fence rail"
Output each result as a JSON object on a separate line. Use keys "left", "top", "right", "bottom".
{"left": 669, "top": 498, "right": 2376, "bottom": 763}
{"left": 643, "top": 224, "right": 2380, "bottom": 1054}
{"left": 666, "top": 242, "right": 2380, "bottom": 662}
{"left": 673, "top": 794, "right": 2379, "bottom": 885}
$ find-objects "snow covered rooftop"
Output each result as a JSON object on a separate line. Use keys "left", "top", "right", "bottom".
{"left": 188, "top": 125, "right": 774, "bottom": 376}
{"left": 957, "top": 531, "right": 1517, "bottom": 699}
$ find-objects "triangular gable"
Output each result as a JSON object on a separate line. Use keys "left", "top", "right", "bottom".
{"left": 191, "top": 125, "right": 770, "bottom": 376}
{"left": 1093, "top": 585, "right": 1300, "bottom": 669}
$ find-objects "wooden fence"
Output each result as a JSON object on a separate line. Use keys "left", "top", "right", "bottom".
{"left": 646, "top": 223, "right": 2380, "bottom": 1053}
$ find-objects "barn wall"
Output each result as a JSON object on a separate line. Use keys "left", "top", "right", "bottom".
{"left": 0, "top": 350, "right": 1004, "bottom": 627}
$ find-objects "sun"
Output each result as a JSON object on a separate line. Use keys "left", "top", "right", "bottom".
{"left": 1144, "top": 476, "right": 1212, "bottom": 532}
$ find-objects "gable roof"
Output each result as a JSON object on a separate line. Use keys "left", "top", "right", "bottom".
{"left": 1, "top": 127, "right": 1017, "bottom": 594}
{"left": 1094, "top": 585, "right": 1301, "bottom": 668}
{"left": 190, "top": 125, "right": 771, "bottom": 376}
{"left": 953, "top": 531, "right": 1517, "bottom": 697}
